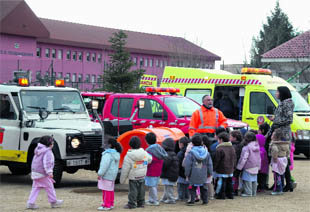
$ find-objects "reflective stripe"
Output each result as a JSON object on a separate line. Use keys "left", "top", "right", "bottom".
{"left": 189, "top": 127, "right": 197, "bottom": 130}
{"left": 198, "top": 108, "right": 219, "bottom": 129}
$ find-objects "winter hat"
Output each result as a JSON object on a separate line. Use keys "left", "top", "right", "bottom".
{"left": 162, "top": 138, "right": 175, "bottom": 151}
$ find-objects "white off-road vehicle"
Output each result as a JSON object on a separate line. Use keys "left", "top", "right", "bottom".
{"left": 0, "top": 82, "right": 103, "bottom": 186}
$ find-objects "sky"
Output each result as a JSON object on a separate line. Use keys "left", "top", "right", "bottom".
{"left": 25, "top": 0, "right": 310, "bottom": 68}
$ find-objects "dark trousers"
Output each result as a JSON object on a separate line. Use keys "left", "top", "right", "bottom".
{"left": 128, "top": 179, "right": 145, "bottom": 207}
{"left": 257, "top": 173, "right": 268, "bottom": 190}
{"left": 216, "top": 177, "right": 233, "bottom": 199}
{"left": 284, "top": 160, "right": 292, "bottom": 188}
{"left": 189, "top": 185, "right": 208, "bottom": 204}
{"left": 177, "top": 183, "right": 189, "bottom": 200}
{"left": 273, "top": 172, "right": 284, "bottom": 192}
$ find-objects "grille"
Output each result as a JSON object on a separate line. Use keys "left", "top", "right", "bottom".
{"left": 83, "top": 134, "right": 103, "bottom": 151}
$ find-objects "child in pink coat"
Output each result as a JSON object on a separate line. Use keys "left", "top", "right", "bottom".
{"left": 26, "top": 136, "right": 63, "bottom": 209}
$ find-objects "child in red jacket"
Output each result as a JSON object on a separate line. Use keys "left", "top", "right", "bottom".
{"left": 145, "top": 133, "right": 168, "bottom": 206}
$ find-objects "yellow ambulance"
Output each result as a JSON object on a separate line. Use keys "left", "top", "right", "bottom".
{"left": 160, "top": 66, "right": 310, "bottom": 158}
{"left": 139, "top": 74, "right": 157, "bottom": 88}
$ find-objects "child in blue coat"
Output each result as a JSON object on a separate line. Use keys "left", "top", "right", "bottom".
{"left": 97, "top": 138, "right": 122, "bottom": 211}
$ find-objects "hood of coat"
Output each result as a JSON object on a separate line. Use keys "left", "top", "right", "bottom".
{"left": 247, "top": 141, "right": 260, "bottom": 152}
{"left": 102, "top": 149, "right": 120, "bottom": 161}
{"left": 162, "top": 138, "right": 175, "bottom": 151}
{"left": 35, "top": 143, "right": 51, "bottom": 156}
{"left": 216, "top": 142, "right": 232, "bottom": 149}
{"left": 190, "top": 146, "right": 207, "bottom": 161}
{"left": 146, "top": 144, "right": 168, "bottom": 160}
{"left": 256, "top": 134, "right": 266, "bottom": 148}
{"left": 127, "top": 148, "right": 149, "bottom": 161}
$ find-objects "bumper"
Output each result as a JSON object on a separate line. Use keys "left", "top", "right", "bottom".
{"left": 294, "top": 139, "right": 310, "bottom": 155}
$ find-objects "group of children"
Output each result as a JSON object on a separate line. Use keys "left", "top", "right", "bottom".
{"left": 26, "top": 124, "right": 292, "bottom": 210}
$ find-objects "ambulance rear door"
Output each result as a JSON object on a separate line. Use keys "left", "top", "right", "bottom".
{"left": 242, "top": 87, "right": 276, "bottom": 129}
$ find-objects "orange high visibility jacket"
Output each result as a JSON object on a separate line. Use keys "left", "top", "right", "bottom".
{"left": 189, "top": 106, "right": 228, "bottom": 137}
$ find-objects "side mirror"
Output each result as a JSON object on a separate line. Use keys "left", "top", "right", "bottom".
{"left": 267, "top": 106, "right": 275, "bottom": 115}
{"left": 153, "top": 111, "right": 168, "bottom": 120}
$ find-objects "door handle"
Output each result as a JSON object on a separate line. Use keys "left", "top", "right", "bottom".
{"left": 246, "top": 117, "right": 254, "bottom": 120}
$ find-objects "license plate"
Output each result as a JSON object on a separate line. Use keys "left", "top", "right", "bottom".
{"left": 66, "top": 158, "right": 90, "bottom": 167}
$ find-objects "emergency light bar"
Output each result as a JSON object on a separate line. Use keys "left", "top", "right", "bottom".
{"left": 241, "top": 67, "right": 272, "bottom": 75}
{"left": 145, "top": 87, "right": 180, "bottom": 93}
{"left": 55, "top": 79, "right": 65, "bottom": 87}
{"left": 18, "top": 78, "right": 29, "bottom": 86}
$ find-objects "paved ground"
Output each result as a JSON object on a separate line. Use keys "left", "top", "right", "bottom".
{"left": 0, "top": 156, "right": 309, "bottom": 212}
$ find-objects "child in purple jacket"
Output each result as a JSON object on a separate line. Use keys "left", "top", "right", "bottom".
{"left": 26, "top": 136, "right": 63, "bottom": 209}
{"left": 237, "top": 132, "right": 261, "bottom": 197}
{"left": 145, "top": 132, "right": 168, "bottom": 206}
{"left": 256, "top": 123, "right": 270, "bottom": 192}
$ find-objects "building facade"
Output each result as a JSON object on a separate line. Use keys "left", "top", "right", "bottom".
{"left": 0, "top": 0, "right": 220, "bottom": 91}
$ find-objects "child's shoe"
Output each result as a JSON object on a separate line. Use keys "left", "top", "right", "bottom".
{"left": 26, "top": 203, "right": 39, "bottom": 210}
{"left": 51, "top": 200, "right": 63, "bottom": 208}
{"left": 186, "top": 201, "right": 195, "bottom": 206}
{"left": 241, "top": 193, "right": 252, "bottom": 197}
{"left": 271, "top": 191, "right": 283, "bottom": 195}
{"left": 123, "top": 204, "right": 135, "bottom": 209}
{"left": 163, "top": 200, "right": 176, "bottom": 204}
{"left": 146, "top": 201, "right": 160, "bottom": 206}
{"left": 98, "top": 206, "right": 112, "bottom": 211}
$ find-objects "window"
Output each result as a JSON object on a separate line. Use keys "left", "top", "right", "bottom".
{"left": 92, "top": 53, "right": 96, "bottom": 62}
{"left": 98, "top": 54, "right": 102, "bottom": 63}
{"left": 97, "top": 75, "right": 101, "bottom": 83}
{"left": 185, "top": 89, "right": 212, "bottom": 105}
{"left": 133, "top": 57, "right": 137, "bottom": 66}
{"left": 138, "top": 99, "right": 164, "bottom": 119}
{"left": 66, "top": 50, "right": 71, "bottom": 60}
{"left": 52, "top": 49, "right": 56, "bottom": 58}
{"left": 144, "top": 59, "right": 148, "bottom": 67}
{"left": 91, "top": 75, "right": 96, "bottom": 83}
{"left": 160, "top": 60, "right": 163, "bottom": 68}
{"left": 0, "top": 94, "right": 16, "bottom": 120}
{"left": 72, "top": 51, "right": 77, "bottom": 61}
{"left": 86, "top": 74, "right": 90, "bottom": 82}
{"left": 36, "top": 47, "right": 41, "bottom": 57}
{"left": 86, "top": 53, "right": 90, "bottom": 61}
{"left": 78, "top": 52, "right": 83, "bottom": 61}
{"left": 45, "top": 71, "right": 50, "bottom": 77}
{"left": 155, "top": 59, "right": 159, "bottom": 67}
{"left": 45, "top": 48, "right": 50, "bottom": 58}
{"left": 111, "top": 98, "right": 134, "bottom": 118}
{"left": 164, "top": 60, "right": 168, "bottom": 66}
{"left": 57, "top": 72, "right": 63, "bottom": 79}
{"left": 250, "top": 92, "right": 275, "bottom": 114}
{"left": 139, "top": 58, "right": 144, "bottom": 67}
{"left": 58, "top": 50, "right": 62, "bottom": 59}
{"left": 65, "top": 73, "right": 71, "bottom": 82}
{"left": 72, "top": 73, "right": 76, "bottom": 82}
{"left": 149, "top": 59, "right": 153, "bottom": 67}
{"left": 78, "top": 74, "right": 83, "bottom": 82}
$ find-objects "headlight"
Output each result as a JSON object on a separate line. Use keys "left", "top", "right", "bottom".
{"left": 71, "top": 138, "right": 81, "bottom": 148}
{"left": 296, "top": 130, "right": 310, "bottom": 140}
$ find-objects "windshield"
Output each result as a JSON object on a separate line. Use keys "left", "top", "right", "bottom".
{"left": 160, "top": 96, "right": 200, "bottom": 118}
{"left": 21, "top": 90, "right": 85, "bottom": 113}
{"left": 269, "top": 90, "right": 310, "bottom": 112}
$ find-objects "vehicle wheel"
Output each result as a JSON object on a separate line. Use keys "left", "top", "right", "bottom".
{"left": 66, "top": 167, "right": 78, "bottom": 174}
{"left": 8, "top": 163, "right": 30, "bottom": 175}
{"left": 53, "top": 160, "right": 63, "bottom": 187}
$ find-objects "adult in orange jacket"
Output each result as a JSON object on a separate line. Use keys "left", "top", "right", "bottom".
{"left": 189, "top": 95, "right": 228, "bottom": 138}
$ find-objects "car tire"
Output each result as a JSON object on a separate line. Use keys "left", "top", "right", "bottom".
{"left": 53, "top": 160, "right": 63, "bottom": 187}
{"left": 8, "top": 163, "right": 30, "bottom": 175}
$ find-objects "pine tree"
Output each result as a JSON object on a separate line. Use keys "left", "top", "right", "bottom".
{"left": 250, "top": 1, "right": 298, "bottom": 67}
{"left": 102, "top": 30, "right": 145, "bottom": 92}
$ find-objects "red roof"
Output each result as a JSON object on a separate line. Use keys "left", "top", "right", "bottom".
{"left": 38, "top": 18, "right": 220, "bottom": 60}
{"left": 0, "top": 0, "right": 49, "bottom": 38}
{"left": 0, "top": 0, "right": 220, "bottom": 60}
{"left": 262, "top": 30, "right": 310, "bottom": 59}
